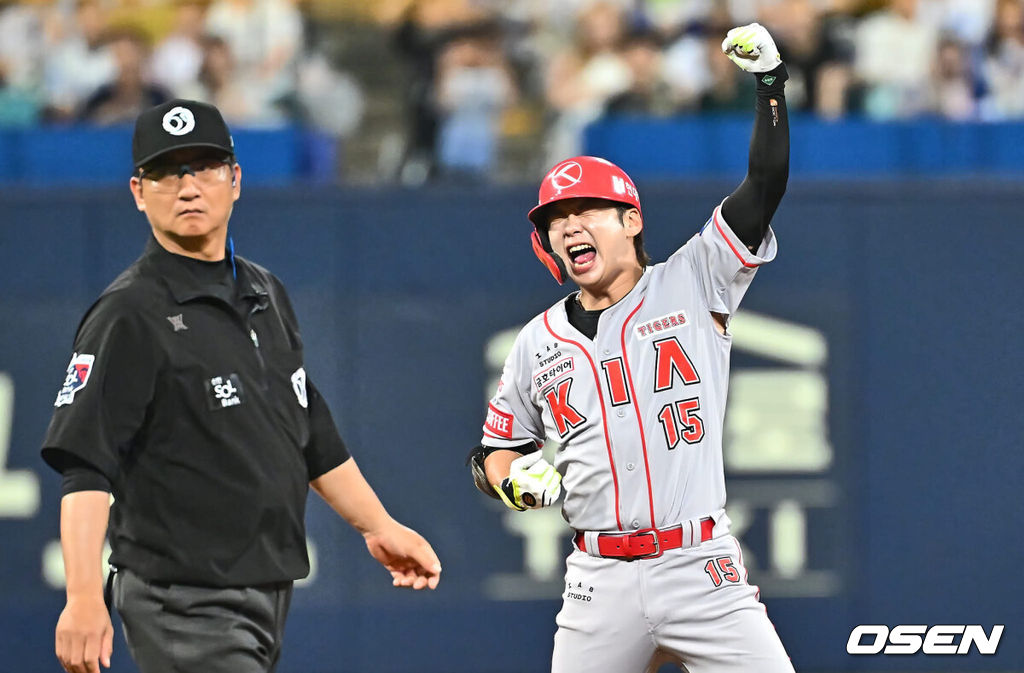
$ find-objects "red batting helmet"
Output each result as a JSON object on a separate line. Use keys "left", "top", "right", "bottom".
{"left": 528, "top": 156, "right": 642, "bottom": 284}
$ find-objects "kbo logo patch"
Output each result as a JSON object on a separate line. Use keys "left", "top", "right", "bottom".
{"left": 54, "top": 353, "right": 95, "bottom": 407}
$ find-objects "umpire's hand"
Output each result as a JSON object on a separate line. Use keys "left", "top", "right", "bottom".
{"left": 55, "top": 595, "right": 113, "bottom": 673}
{"left": 365, "top": 519, "right": 442, "bottom": 590}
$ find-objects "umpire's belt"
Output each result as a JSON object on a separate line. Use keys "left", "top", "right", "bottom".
{"left": 574, "top": 517, "right": 714, "bottom": 561}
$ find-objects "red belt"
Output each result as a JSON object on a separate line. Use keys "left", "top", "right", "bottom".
{"left": 574, "top": 517, "right": 714, "bottom": 560}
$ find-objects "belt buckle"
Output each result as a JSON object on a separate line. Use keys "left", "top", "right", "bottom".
{"left": 629, "top": 528, "right": 662, "bottom": 560}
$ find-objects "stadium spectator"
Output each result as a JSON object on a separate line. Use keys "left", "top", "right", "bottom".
{"left": 43, "top": 0, "right": 116, "bottom": 121}
{"left": 388, "top": 0, "right": 495, "bottom": 183}
{"left": 544, "top": 2, "right": 632, "bottom": 164}
{"left": 698, "top": 21, "right": 756, "bottom": 112}
{"left": 178, "top": 34, "right": 286, "bottom": 125}
{"left": 0, "top": 0, "right": 43, "bottom": 126}
{"left": 762, "top": 0, "right": 856, "bottom": 115}
{"left": 605, "top": 30, "right": 677, "bottom": 116}
{"left": 853, "top": 0, "right": 939, "bottom": 119}
{"left": 435, "top": 23, "right": 516, "bottom": 177}
{"left": 204, "top": 0, "right": 303, "bottom": 100}
{"left": 78, "top": 29, "right": 170, "bottom": 125}
{"left": 0, "top": 0, "right": 44, "bottom": 91}
{"left": 931, "top": 36, "right": 978, "bottom": 119}
{"left": 982, "top": 0, "right": 1024, "bottom": 118}
{"left": 151, "top": 0, "right": 207, "bottom": 94}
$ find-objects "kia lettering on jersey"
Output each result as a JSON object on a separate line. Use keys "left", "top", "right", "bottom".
{"left": 542, "top": 378, "right": 587, "bottom": 438}
{"left": 534, "top": 337, "right": 706, "bottom": 447}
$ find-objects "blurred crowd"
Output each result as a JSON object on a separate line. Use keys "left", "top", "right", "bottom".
{"left": 1, "top": 0, "right": 1023, "bottom": 181}
{"left": 0, "top": 0, "right": 363, "bottom": 134}
{"left": 384, "top": 0, "right": 1024, "bottom": 177}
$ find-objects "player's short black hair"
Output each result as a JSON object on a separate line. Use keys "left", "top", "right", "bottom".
{"left": 614, "top": 204, "right": 650, "bottom": 268}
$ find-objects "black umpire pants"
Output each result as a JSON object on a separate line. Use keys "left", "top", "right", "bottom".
{"left": 112, "top": 567, "right": 293, "bottom": 673}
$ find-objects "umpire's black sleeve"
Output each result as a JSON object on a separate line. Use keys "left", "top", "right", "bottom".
{"left": 720, "top": 62, "right": 790, "bottom": 250}
{"left": 41, "top": 293, "right": 160, "bottom": 483}
{"left": 303, "top": 377, "right": 351, "bottom": 480}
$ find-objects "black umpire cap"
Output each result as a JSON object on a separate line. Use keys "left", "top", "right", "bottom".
{"left": 132, "top": 99, "right": 234, "bottom": 168}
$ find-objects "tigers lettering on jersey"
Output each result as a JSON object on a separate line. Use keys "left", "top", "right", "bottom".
{"left": 543, "top": 378, "right": 587, "bottom": 437}
{"left": 635, "top": 311, "right": 688, "bottom": 340}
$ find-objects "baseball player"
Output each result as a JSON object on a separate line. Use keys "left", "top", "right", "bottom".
{"left": 467, "top": 25, "right": 794, "bottom": 672}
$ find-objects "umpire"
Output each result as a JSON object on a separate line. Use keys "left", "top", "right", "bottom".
{"left": 41, "top": 99, "right": 442, "bottom": 673}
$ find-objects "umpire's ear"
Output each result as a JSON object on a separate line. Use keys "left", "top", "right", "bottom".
{"left": 129, "top": 175, "right": 146, "bottom": 211}
{"left": 231, "top": 163, "right": 241, "bottom": 202}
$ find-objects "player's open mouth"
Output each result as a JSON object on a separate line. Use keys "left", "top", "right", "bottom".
{"left": 567, "top": 243, "right": 596, "bottom": 271}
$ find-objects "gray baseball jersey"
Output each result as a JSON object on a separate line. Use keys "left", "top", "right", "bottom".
{"left": 481, "top": 204, "right": 775, "bottom": 535}
{"left": 480, "top": 204, "right": 794, "bottom": 672}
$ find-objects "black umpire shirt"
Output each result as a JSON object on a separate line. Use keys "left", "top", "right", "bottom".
{"left": 41, "top": 236, "right": 350, "bottom": 587}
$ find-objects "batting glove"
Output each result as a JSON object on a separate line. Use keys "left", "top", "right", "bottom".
{"left": 722, "top": 23, "right": 782, "bottom": 74}
{"left": 494, "top": 450, "right": 561, "bottom": 511}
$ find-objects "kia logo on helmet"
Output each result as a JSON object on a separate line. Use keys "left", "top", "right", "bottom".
{"left": 550, "top": 161, "right": 583, "bottom": 192}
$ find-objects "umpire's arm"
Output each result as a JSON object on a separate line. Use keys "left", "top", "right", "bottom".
{"left": 56, "top": 490, "right": 114, "bottom": 673}
{"left": 311, "top": 461, "right": 442, "bottom": 590}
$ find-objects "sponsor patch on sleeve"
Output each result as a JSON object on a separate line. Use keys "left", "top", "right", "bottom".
{"left": 484, "top": 403, "right": 514, "bottom": 439}
{"left": 54, "top": 353, "right": 95, "bottom": 407}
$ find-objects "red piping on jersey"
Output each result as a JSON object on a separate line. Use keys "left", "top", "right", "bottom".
{"left": 544, "top": 309, "right": 623, "bottom": 532}
{"left": 713, "top": 208, "right": 759, "bottom": 269}
{"left": 620, "top": 298, "right": 657, "bottom": 529}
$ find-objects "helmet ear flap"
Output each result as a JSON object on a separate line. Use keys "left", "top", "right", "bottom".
{"left": 531, "top": 230, "right": 566, "bottom": 285}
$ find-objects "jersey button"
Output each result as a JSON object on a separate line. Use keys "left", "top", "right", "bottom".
{"left": 626, "top": 462, "right": 635, "bottom": 471}
{"left": 631, "top": 520, "right": 641, "bottom": 529}
{"left": 603, "top": 349, "right": 610, "bottom": 355}
{"left": 616, "top": 408, "right": 626, "bottom": 418}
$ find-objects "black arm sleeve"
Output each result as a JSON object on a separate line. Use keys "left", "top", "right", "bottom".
{"left": 720, "top": 63, "right": 790, "bottom": 251}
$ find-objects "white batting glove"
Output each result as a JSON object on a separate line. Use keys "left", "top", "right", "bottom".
{"left": 722, "top": 23, "right": 782, "bottom": 74}
{"left": 493, "top": 450, "right": 562, "bottom": 511}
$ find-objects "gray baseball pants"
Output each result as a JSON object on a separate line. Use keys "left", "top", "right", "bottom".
{"left": 112, "top": 567, "right": 293, "bottom": 673}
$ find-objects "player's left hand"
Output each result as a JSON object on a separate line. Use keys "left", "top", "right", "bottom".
{"left": 364, "top": 519, "right": 442, "bottom": 590}
{"left": 494, "top": 450, "right": 562, "bottom": 511}
{"left": 722, "top": 23, "right": 782, "bottom": 73}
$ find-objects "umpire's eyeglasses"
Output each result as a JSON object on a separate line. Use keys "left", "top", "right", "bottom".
{"left": 139, "top": 157, "right": 233, "bottom": 193}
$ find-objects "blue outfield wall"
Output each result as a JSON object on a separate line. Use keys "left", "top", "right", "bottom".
{"left": 2, "top": 118, "right": 1024, "bottom": 186}
{"left": 0, "top": 179, "right": 1021, "bottom": 672}
{"left": 0, "top": 125, "right": 333, "bottom": 184}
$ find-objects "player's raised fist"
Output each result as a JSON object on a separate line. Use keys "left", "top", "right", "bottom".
{"left": 722, "top": 23, "right": 781, "bottom": 73}
{"left": 494, "top": 450, "right": 562, "bottom": 511}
